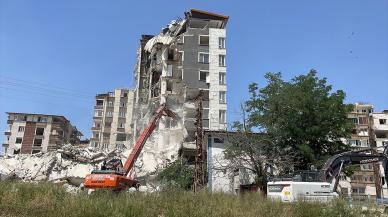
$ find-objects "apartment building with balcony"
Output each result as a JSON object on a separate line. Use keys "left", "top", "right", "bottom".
{"left": 342, "top": 104, "right": 388, "bottom": 198}
{"left": 89, "top": 88, "right": 135, "bottom": 150}
{"left": 345, "top": 103, "right": 375, "bottom": 197}
{"left": 2, "top": 112, "right": 82, "bottom": 155}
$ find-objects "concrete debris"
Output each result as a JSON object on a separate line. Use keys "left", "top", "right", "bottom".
{"left": 0, "top": 144, "right": 117, "bottom": 188}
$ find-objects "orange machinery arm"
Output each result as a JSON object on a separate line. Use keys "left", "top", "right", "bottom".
{"left": 122, "top": 105, "right": 175, "bottom": 177}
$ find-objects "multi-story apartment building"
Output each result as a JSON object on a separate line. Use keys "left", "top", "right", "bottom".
{"left": 2, "top": 112, "right": 82, "bottom": 155}
{"left": 342, "top": 104, "right": 388, "bottom": 198}
{"left": 346, "top": 103, "right": 375, "bottom": 197}
{"left": 133, "top": 8, "right": 228, "bottom": 149}
{"left": 125, "top": 9, "right": 229, "bottom": 182}
{"left": 89, "top": 88, "right": 135, "bottom": 150}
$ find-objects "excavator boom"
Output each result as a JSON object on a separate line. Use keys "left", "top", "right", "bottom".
{"left": 84, "top": 105, "right": 176, "bottom": 190}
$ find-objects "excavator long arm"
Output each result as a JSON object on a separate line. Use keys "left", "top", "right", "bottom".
{"left": 123, "top": 105, "right": 175, "bottom": 176}
{"left": 321, "top": 146, "right": 388, "bottom": 192}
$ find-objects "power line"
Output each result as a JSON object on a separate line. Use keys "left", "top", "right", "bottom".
{"left": 0, "top": 74, "right": 96, "bottom": 96}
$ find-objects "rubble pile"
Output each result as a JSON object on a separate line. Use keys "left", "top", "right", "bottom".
{"left": 0, "top": 145, "right": 120, "bottom": 189}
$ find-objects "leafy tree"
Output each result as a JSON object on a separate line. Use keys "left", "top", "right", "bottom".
{"left": 244, "top": 70, "right": 354, "bottom": 170}
{"left": 157, "top": 158, "right": 194, "bottom": 190}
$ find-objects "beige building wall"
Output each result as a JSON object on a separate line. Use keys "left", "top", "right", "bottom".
{"left": 90, "top": 88, "right": 135, "bottom": 151}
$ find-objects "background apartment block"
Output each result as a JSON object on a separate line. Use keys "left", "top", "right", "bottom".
{"left": 345, "top": 103, "right": 375, "bottom": 196}
{"left": 342, "top": 104, "right": 388, "bottom": 198}
{"left": 90, "top": 88, "right": 135, "bottom": 150}
{"left": 3, "top": 112, "right": 82, "bottom": 155}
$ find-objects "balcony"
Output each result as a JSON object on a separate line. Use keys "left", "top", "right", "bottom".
{"left": 94, "top": 105, "right": 103, "bottom": 110}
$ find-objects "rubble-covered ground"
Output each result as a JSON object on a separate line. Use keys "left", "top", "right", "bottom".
{"left": 0, "top": 145, "right": 123, "bottom": 192}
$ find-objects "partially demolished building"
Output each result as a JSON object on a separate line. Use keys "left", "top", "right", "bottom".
{"left": 131, "top": 9, "right": 228, "bottom": 167}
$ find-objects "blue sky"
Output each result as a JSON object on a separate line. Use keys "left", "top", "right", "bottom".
{"left": 1, "top": 0, "right": 387, "bottom": 153}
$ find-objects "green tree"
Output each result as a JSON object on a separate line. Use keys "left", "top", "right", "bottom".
{"left": 244, "top": 70, "right": 354, "bottom": 170}
{"left": 157, "top": 158, "right": 194, "bottom": 190}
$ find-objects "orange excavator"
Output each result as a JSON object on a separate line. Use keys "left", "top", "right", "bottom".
{"left": 83, "top": 105, "right": 176, "bottom": 191}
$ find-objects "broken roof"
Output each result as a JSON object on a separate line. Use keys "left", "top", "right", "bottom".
{"left": 188, "top": 9, "right": 229, "bottom": 21}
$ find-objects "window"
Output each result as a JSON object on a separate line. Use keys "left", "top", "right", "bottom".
{"left": 35, "top": 127, "right": 44, "bottom": 136}
{"left": 118, "top": 122, "right": 125, "bottom": 128}
{"left": 349, "top": 118, "right": 358, "bottom": 124}
{"left": 32, "top": 150, "right": 41, "bottom": 154}
{"left": 91, "top": 141, "right": 99, "bottom": 148}
{"left": 358, "top": 117, "right": 368, "bottom": 124}
{"left": 15, "top": 137, "right": 23, "bottom": 144}
{"left": 119, "top": 112, "right": 126, "bottom": 118}
{"left": 102, "top": 144, "right": 109, "bottom": 149}
{"left": 199, "top": 35, "right": 209, "bottom": 45}
{"left": 105, "top": 122, "right": 112, "bottom": 128}
{"left": 177, "top": 35, "right": 184, "bottom": 44}
{"left": 219, "top": 91, "right": 226, "bottom": 104}
{"left": 380, "top": 119, "right": 387, "bottom": 125}
{"left": 95, "top": 111, "right": 103, "bottom": 117}
{"left": 199, "top": 70, "right": 209, "bottom": 82}
{"left": 358, "top": 129, "right": 368, "bottom": 136}
{"left": 94, "top": 132, "right": 100, "bottom": 139}
{"left": 120, "top": 102, "right": 126, "bottom": 107}
{"left": 116, "top": 133, "right": 126, "bottom": 141}
{"left": 108, "top": 101, "right": 114, "bottom": 107}
{"left": 93, "top": 122, "right": 101, "bottom": 128}
{"left": 349, "top": 139, "right": 361, "bottom": 146}
{"left": 103, "top": 133, "right": 110, "bottom": 139}
{"left": 219, "top": 72, "right": 226, "bottom": 85}
{"left": 33, "top": 138, "right": 42, "bottom": 146}
{"left": 219, "top": 55, "right": 226, "bottom": 66}
{"left": 214, "top": 138, "right": 224, "bottom": 143}
{"left": 168, "top": 48, "right": 175, "bottom": 60}
{"left": 167, "top": 64, "right": 173, "bottom": 77}
{"left": 219, "top": 110, "right": 226, "bottom": 124}
{"left": 115, "top": 144, "right": 125, "bottom": 150}
{"left": 96, "top": 100, "right": 103, "bottom": 106}
{"left": 109, "top": 92, "right": 114, "bottom": 97}
{"left": 107, "top": 111, "right": 113, "bottom": 117}
{"left": 38, "top": 117, "right": 47, "bottom": 122}
{"left": 18, "top": 126, "right": 25, "bottom": 132}
{"left": 179, "top": 51, "right": 184, "bottom": 62}
{"left": 219, "top": 37, "right": 225, "bottom": 49}
{"left": 198, "top": 53, "right": 209, "bottom": 63}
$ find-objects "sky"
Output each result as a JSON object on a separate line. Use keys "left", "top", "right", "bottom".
{"left": 1, "top": 0, "right": 387, "bottom": 154}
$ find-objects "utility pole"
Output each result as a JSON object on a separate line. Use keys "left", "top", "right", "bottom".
{"left": 369, "top": 113, "right": 382, "bottom": 199}
{"left": 194, "top": 90, "right": 204, "bottom": 193}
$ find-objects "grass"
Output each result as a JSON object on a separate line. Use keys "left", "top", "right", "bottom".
{"left": 0, "top": 182, "right": 384, "bottom": 217}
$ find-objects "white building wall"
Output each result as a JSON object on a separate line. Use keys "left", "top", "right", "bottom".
{"left": 208, "top": 28, "right": 227, "bottom": 131}
{"left": 6, "top": 122, "right": 26, "bottom": 155}
{"left": 41, "top": 121, "right": 52, "bottom": 152}
{"left": 124, "top": 90, "right": 135, "bottom": 148}
{"left": 207, "top": 136, "right": 234, "bottom": 193}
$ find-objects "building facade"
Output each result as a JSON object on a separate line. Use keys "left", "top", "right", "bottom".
{"left": 2, "top": 112, "right": 82, "bottom": 155}
{"left": 341, "top": 104, "right": 388, "bottom": 198}
{"left": 89, "top": 88, "right": 135, "bottom": 151}
{"left": 132, "top": 8, "right": 228, "bottom": 158}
